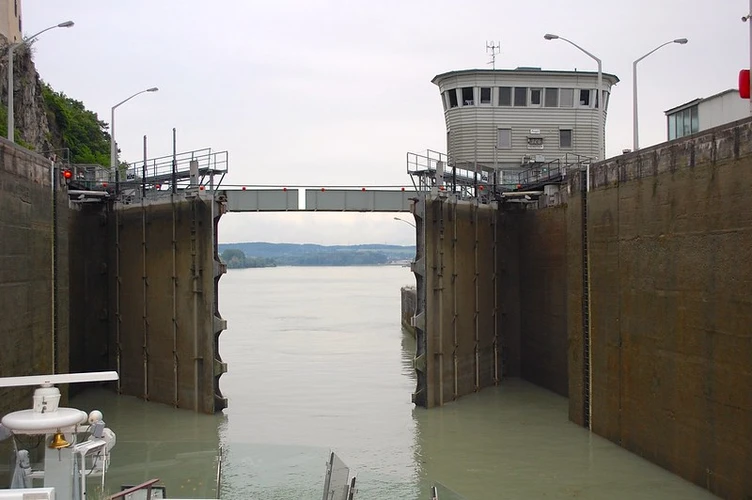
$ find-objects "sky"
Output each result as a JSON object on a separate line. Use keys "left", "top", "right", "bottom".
{"left": 25, "top": 0, "right": 750, "bottom": 245}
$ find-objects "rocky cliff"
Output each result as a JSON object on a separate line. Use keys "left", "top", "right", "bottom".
{"left": 0, "top": 36, "right": 54, "bottom": 153}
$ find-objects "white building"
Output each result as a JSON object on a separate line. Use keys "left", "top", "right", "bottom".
{"left": 431, "top": 67, "right": 619, "bottom": 180}
{"left": 0, "top": 0, "right": 21, "bottom": 43}
{"left": 665, "top": 89, "right": 749, "bottom": 141}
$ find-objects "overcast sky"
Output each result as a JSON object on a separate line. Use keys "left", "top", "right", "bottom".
{"left": 26, "top": 0, "right": 749, "bottom": 245}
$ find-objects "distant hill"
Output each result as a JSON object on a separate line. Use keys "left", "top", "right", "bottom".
{"left": 218, "top": 242, "right": 415, "bottom": 267}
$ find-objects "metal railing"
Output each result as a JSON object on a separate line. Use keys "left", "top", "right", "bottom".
{"left": 121, "top": 148, "right": 228, "bottom": 190}
{"left": 407, "top": 149, "right": 594, "bottom": 201}
{"left": 107, "top": 478, "right": 162, "bottom": 500}
{"left": 407, "top": 150, "right": 491, "bottom": 199}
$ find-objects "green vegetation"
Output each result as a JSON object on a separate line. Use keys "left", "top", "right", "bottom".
{"left": 42, "top": 82, "right": 111, "bottom": 165}
{"left": 220, "top": 249, "right": 276, "bottom": 269}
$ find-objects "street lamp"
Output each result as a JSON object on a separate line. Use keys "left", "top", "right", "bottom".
{"left": 110, "top": 87, "right": 159, "bottom": 193}
{"left": 394, "top": 216, "right": 416, "bottom": 228}
{"left": 632, "top": 38, "right": 688, "bottom": 150}
{"left": 544, "top": 33, "right": 603, "bottom": 161}
{"left": 7, "top": 21, "right": 74, "bottom": 142}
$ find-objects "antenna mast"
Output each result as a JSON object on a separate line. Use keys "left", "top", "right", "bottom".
{"left": 486, "top": 41, "right": 501, "bottom": 69}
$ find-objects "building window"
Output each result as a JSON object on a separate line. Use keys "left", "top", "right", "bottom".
{"left": 497, "top": 128, "right": 511, "bottom": 149}
{"left": 683, "top": 108, "right": 692, "bottom": 136}
{"left": 579, "top": 89, "right": 591, "bottom": 107}
{"left": 14, "top": 0, "right": 17, "bottom": 17}
{"left": 480, "top": 87, "right": 492, "bottom": 104}
{"left": 447, "top": 89, "right": 458, "bottom": 108}
{"left": 461, "top": 87, "right": 474, "bottom": 106}
{"left": 668, "top": 113, "right": 677, "bottom": 140}
{"left": 544, "top": 88, "right": 558, "bottom": 107}
{"left": 560, "top": 88, "right": 574, "bottom": 107}
{"left": 441, "top": 92, "right": 447, "bottom": 111}
{"left": 513, "top": 87, "right": 527, "bottom": 107}
{"left": 498, "top": 87, "right": 512, "bottom": 106}
{"left": 667, "top": 105, "right": 699, "bottom": 140}
{"left": 690, "top": 106, "right": 699, "bottom": 134}
{"left": 530, "top": 88, "right": 542, "bottom": 106}
{"left": 559, "top": 129, "right": 573, "bottom": 148}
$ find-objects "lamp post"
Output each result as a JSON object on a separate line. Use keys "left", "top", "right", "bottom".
{"left": 394, "top": 216, "right": 416, "bottom": 228}
{"left": 632, "top": 38, "right": 688, "bottom": 150}
{"left": 110, "top": 87, "right": 159, "bottom": 193}
{"left": 544, "top": 33, "right": 603, "bottom": 161}
{"left": 7, "top": 21, "right": 74, "bottom": 142}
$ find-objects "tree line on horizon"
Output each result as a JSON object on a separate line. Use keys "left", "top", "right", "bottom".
{"left": 220, "top": 247, "right": 402, "bottom": 268}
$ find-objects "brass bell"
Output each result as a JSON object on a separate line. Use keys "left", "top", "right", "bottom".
{"left": 49, "top": 432, "right": 70, "bottom": 449}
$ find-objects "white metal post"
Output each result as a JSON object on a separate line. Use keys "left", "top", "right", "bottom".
{"left": 110, "top": 88, "right": 158, "bottom": 192}
{"left": 110, "top": 107, "right": 116, "bottom": 172}
{"left": 632, "top": 39, "right": 688, "bottom": 151}
{"left": 632, "top": 59, "right": 639, "bottom": 151}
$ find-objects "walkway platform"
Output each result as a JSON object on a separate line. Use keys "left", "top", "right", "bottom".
{"left": 220, "top": 188, "right": 416, "bottom": 212}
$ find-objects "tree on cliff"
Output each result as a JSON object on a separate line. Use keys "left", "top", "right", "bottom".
{"left": 42, "top": 83, "right": 111, "bottom": 166}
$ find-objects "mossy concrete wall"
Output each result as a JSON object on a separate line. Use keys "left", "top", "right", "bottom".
{"left": 0, "top": 140, "right": 68, "bottom": 416}
{"left": 569, "top": 117, "right": 752, "bottom": 499}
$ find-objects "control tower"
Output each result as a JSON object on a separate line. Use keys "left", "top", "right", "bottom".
{"left": 431, "top": 67, "right": 619, "bottom": 185}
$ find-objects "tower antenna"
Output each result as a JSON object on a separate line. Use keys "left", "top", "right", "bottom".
{"left": 486, "top": 41, "right": 501, "bottom": 69}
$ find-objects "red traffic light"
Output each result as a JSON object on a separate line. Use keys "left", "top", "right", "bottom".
{"left": 739, "top": 69, "right": 750, "bottom": 99}
{"left": 63, "top": 169, "right": 72, "bottom": 180}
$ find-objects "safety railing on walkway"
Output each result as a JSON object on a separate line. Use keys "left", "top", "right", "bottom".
{"left": 107, "top": 478, "right": 162, "bottom": 499}
{"left": 407, "top": 149, "right": 595, "bottom": 202}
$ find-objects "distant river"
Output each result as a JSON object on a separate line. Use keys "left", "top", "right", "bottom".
{"left": 72, "top": 266, "right": 717, "bottom": 499}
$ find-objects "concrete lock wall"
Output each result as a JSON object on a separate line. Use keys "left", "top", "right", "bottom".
{"left": 569, "top": 117, "right": 752, "bottom": 499}
{"left": 516, "top": 206, "right": 569, "bottom": 397}
{"left": 412, "top": 195, "right": 502, "bottom": 408}
{"left": 68, "top": 203, "right": 110, "bottom": 379}
{"left": 110, "top": 195, "right": 227, "bottom": 414}
{"left": 0, "top": 140, "right": 69, "bottom": 416}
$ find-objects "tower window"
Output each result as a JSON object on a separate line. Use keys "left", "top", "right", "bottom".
{"left": 544, "top": 88, "right": 558, "bottom": 107}
{"left": 560, "top": 129, "right": 573, "bottom": 148}
{"left": 497, "top": 128, "right": 512, "bottom": 149}
{"left": 560, "top": 88, "right": 574, "bottom": 107}
{"left": 447, "top": 90, "right": 458, "bottom": 108}
{"left": 498, "top": 87, "right": 512, "bottom": 106}
{"left": 530, "top": 89, "right": 542, "bottom": 106}
{"left": 461, "top": 87, "right": 474, "bottom": 105}
{"left": 480, "top": 87, "right": 492, "bottom": 104}
{"left": 513, "top": 87, "right": 527, "bottom": 107}
{"left": 579, "top": 89, "right": 591, "bottom": 107}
